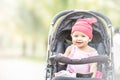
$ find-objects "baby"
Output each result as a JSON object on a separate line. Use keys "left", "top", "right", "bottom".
{"left": 55, "top": 18, "right": 100, "bottom": 78}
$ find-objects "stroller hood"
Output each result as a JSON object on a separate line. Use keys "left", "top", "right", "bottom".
{"left": 51, "top": 11, "right": 110, "bottom": 55}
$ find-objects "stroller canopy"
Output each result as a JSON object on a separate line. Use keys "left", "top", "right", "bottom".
{"left": 51, "top": 11, "right": 111, "bottom": 56}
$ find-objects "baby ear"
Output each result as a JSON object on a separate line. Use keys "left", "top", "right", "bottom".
{"left": 89, "top": 39, "right": 92, "bottom": 42}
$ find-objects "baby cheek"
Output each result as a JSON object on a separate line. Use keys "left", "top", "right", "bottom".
{"left": 72, "top": 38, "right": 76, "bottom": 41}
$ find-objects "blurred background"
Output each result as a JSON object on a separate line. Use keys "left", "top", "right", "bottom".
{"left": 0, "top": 0, "right": 120, "bottom": 80}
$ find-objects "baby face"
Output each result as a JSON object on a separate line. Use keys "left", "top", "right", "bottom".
{"left": 71, "top": 31, "right": 91, "bottom": 48}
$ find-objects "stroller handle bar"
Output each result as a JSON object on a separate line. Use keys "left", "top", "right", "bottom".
{"left": 51, "top": 10, "right": 112, "bottom": 28}
{"left": 50, "top": 55, "right": 110, "bottom": 64}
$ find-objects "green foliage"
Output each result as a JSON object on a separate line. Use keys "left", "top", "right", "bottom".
{"left": 0, "top": 0, "right": 120, "bottom": 60}
{"left": 13, "top": 0, "right": 120, "bottom": 59}
{"left": 16, "top": 0, "right": 47, "bottom": 38}
{"left": 16, "top": 0, "right": 120, "bottom": 38}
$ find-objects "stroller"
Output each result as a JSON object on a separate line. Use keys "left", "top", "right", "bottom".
{"left": 45, "top": 10, "right": 114, "bottom": 80}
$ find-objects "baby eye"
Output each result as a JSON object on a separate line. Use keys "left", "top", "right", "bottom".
{"left": 73, "top": 35, "right": 78, "bottom": 37}
{"left": 81, "top": 35, "right": 86, "bottom": 37}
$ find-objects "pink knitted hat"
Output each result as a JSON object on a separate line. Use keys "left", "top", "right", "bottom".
{"left": 71, "top": 18, "right": 97, "bottom": 39}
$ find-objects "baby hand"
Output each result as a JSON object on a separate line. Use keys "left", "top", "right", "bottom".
{"left": 57, "top": 53, "right": 64, "bottom": 56}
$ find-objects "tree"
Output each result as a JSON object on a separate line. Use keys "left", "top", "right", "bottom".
{"left": 16, "top": 0, "right": 46, "bottom": 57}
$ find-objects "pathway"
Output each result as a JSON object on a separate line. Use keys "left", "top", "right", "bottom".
{"left": 0, "top": 58, "right": 45, "bottom": 80}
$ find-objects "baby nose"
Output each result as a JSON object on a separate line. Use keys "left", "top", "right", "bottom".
{"left": 77, "top": 37, "right": 82, "bottom": 40}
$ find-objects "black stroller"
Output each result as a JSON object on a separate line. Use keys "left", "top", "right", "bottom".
{"left": 45, "top": 10, "right": 114, "bottom": 80}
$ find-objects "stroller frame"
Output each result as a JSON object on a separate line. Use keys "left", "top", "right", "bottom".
{"left": 45, "top": 10, "right": 114, "bottom": 80}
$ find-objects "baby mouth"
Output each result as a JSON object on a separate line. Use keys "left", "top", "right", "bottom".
{"left": 76, "top": 42, "right": 82, "bottom": 44}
